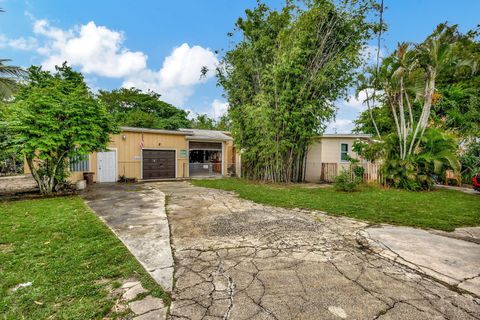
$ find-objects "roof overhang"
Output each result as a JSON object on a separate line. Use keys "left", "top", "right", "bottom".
{"left": 186, "top": 137, "right": 233, "bottom": 142}
{"left": 121, "top": 126, "right": 193, "bottom": 136}
{"left": 318, "top": 134, "right": 372, "bottom": 139}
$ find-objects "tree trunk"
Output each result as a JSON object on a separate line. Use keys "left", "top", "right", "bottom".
{"left": 408, "top": 68, "right": 436, "bottom": 155}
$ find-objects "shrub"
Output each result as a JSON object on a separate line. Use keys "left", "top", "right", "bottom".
{"left": 352, "top": 165, "right": 365, "bottom": 179}
{"left": 334, "top": 169, "right": 361, "bottom": 192}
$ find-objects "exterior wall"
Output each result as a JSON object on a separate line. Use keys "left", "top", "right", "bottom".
{"left": 23, "top": 159, "right": 87, "bottom": 183}
{"left": 26, "top": 130, "right": 236, "bottom": 183}
{"left": 101, "top": 132, "right": 189, "bottom": 181}
{"left": 304, "top": 139, "right": 322, "bottom": 182}
{"left": 304, "top": 137, "right": 364, "bottom": 182}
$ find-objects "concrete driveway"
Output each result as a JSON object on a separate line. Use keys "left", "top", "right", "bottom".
{"left": 154, "top": 181, "right": 480, "bottom": 320}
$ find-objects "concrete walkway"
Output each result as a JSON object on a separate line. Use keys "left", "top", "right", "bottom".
{"left": 154, "top": 181, "right": 480, "bottom": 320}
{"left": 82, "top": 183, "right": 174, "bottom": 292}
{"left": 359, "top": 226, "right": 480, "bottom": 297}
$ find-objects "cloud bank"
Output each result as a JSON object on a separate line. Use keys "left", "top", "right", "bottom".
{"left": 4, "top": 16, "right": 219, "bottom": 107}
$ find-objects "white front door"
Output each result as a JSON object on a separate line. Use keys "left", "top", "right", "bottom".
{"left": 97, "top": 150, "right": 117, "bottom": 182}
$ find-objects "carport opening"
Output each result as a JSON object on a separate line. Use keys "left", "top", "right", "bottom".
{"left": 189, "top": 142, "right": 222, "bottom": 177}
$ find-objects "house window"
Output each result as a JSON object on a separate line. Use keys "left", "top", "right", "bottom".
{"left": 69, "top": 154, "right": 89, "bottom": 172}
{"left": 340, "top": 143, "right": 349, "bottom": 162}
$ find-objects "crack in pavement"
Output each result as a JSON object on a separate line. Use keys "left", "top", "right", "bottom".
{"left": 153, "top": 181, "right": 480, "bottom": 320}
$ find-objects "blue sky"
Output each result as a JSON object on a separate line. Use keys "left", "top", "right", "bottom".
{"left": 1, "top": 0, "right": 479, "bottom": 132}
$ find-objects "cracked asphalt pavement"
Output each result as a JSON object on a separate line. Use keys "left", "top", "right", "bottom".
{"left": 155, "top": 181, "right": 480, "bottom": 320}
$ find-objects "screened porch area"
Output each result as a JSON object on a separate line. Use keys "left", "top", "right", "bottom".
{"left": 188, "top": 141, "right": 223, "bottom": 177}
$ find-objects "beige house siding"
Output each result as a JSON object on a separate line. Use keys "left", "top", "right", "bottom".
{"left": 25, "top": 128, "right": 238, "bottom": 183}
{"left": 304, "top": 135, "right": 370, "bottom": 182}
{"left": 112, "top": 131, "right": 189, "bottom": 180}
{"left": 304, "top": 140, "right": 322, "bottom": 182}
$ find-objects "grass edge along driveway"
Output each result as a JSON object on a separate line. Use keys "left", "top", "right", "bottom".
{"left": 192, "top": 178, "right": 480, "bottom": 231}
{"left": 0, "top": 196, "right": 168, "bottom": 320}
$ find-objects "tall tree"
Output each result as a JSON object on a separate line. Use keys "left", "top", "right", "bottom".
{"left": 353, "top": 24, "right": 471, "bottom": 189}
{"left": 0, "top": 10, "right": 26, "bottom": 98}
{"left": 355, "top": 24, "right": 479, "bottom": 140}
{"left": 98, "top": 88, "right": 190, "bottom": 130}
{"left": 190, "top": 114, "right": 217, "bottom": 130}
{"left": 0, "top": 59, "right": 25, "bottom": 98}
{"left": 190, "top": 113, "right": 232, "bottom": 131}
{"left": 218, "top": 0, "right": 377, "bottom": 182}
{"left": 9, "top": 64, "right": 118, "bottom": 194}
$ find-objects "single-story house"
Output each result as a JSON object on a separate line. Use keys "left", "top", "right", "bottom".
{"left": 304, "top": 134, "right": 372, "bottom": 182}
{"left": 25, "top": 127, "right": 241, "bottom": 183}
{"left": 24, "top": 129, "right": 371, "bottom": 184}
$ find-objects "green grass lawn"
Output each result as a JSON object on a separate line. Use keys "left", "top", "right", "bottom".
{"left": 0, "top": 197, "right": 168, "bottom": 320}
{"left": 192, "top": 178, "right": 480, "bottom": 231}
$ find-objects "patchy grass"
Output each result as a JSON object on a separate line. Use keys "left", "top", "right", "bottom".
{"left": 192, "top": 178, "right": 480, "bottom": 231}
{"left": 0, "top": 197, "right": 168, "bottom": 320}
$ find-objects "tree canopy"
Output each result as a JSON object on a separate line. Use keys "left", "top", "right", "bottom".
{"left": 354, "top": 24, "right": 480, "bottom": 139}
{"left": 98, "top": 88, "right": 191, "bottom": 130}
{"left": 9, "top": 63, "right": 118, "bottom": 194}
{"left": 218, "top": 0, "right": 377, "bottom": 182}
{"left": 352, "top": 24, "right": 477, "bottom": 189}
{"left": 190, "top": 113, "right": 232, "bottom": 131}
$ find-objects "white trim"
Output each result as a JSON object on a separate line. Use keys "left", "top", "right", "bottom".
{"left": 141, "top": 148, "right": 177, "bottom": 180}
{"left": 97, "top": 148, "right": 117, "bottom": 183}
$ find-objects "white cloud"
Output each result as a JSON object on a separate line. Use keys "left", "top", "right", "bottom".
{"left": 11, "top": 16, "right": 219, "bottom": 108}
{"left": 122, "top": 43, "right": 218, "bottom": 106}
{"left": 210, "top": 99, "right": 228, "bottom": 119}
{"left": 159, "top": 43, "right": 217, "bottom": 87}
{"left": 338, "top": 88, "right": 381, "bottom": 112}
{"left": 0, "top": 34, "right": 38, "bottom": 50}
{"left": 325, "top": 119, "right": 354, "bottom": 134}
{"left": 33, "top": 19, "right": 147, "bottom": 77}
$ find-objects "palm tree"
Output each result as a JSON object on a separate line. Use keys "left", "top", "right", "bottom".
{"left": 0, "top": 59, "right": 25, "bottom": 98}
{"left": 0, "top": 9, "right": 26, "bottom": 98}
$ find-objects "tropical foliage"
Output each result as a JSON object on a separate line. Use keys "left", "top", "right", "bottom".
{"left": 190, "top": 113, "right": 231, "bottom": 131}
{"left": 334, "top": 169, "right": 362, "bottom": 192}
{"left": 218, "top": 0, "right": 377, "bottom": 182}
{"left": 98, "top": 88, "right": 190, "bottom": 130}
{"left": 460, "top": 139, "right": 480, "bottom": 183}
{"left": 8, "top": 64, "right": 118, "bottom": 194}
{"left": 0, "top": 59, "right": 25, "bottom": 98}
{"left": 354, "top": 24, "right": 480, "bottom": 139}
{"left": 353, "top": 24, "right": 475, "bottom": 189}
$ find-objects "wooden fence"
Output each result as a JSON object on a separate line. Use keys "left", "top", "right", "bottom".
{"left": 320, "top": 163, "right": 338, "bottom": 182}
{"left": 320, "top": 162, "right": 383, "bottom": 184}
{"left": 359, "top": 163, "right": 383, "bottom": 184}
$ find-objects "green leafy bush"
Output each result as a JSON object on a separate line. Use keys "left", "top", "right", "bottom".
{"left": 380, "top": 129, "right": 460, "bottom": 190}
{"left": 460, "top": 139, "right": 480, "bottom": 183}
{"left": 334, "top": 169, "right": 361, "bottom": 192}
{"left": 352, "top": 165, "right": 365, "bottom": 179}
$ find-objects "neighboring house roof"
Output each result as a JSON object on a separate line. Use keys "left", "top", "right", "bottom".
{"left": 121, "top": 126, "right": 192, "bottom": 136}
{"left": 179, "top": 128, "right": 233, "bottom": 141}
{"left": 319, "top": 133, "right": 372, "bottom": 139}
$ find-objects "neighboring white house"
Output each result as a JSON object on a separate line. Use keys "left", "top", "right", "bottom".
{"left": 304, "top": 134, "right": 372, "bottom": 182}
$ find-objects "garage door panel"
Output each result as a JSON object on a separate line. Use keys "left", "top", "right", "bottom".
{"left": 142, "top": 150, "right": 176, "bottom": 179}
